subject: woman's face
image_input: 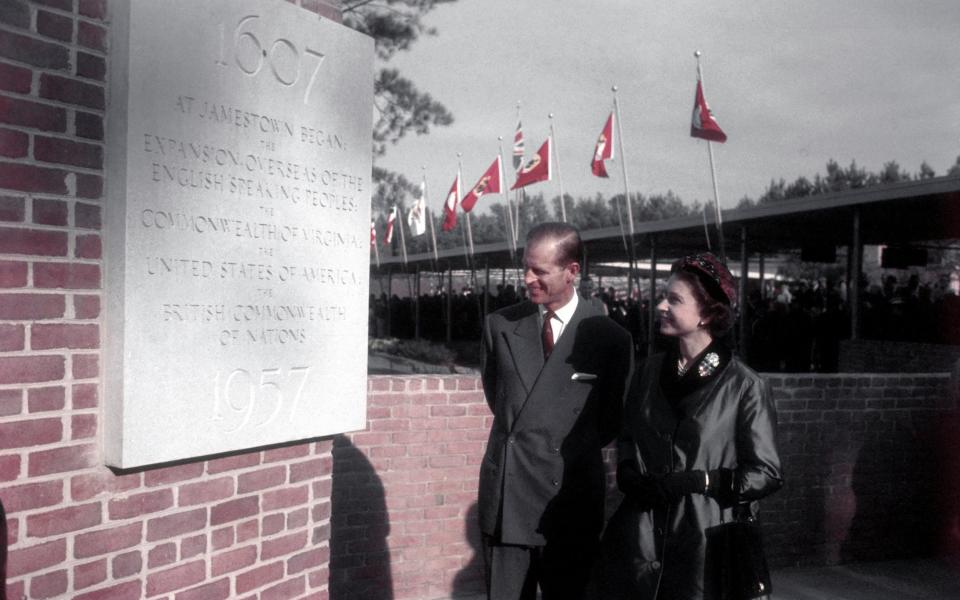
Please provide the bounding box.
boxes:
[657,275,706,338]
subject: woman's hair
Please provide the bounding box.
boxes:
[671,270,735,337]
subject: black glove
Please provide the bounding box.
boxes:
[617,461,669,508]
[705,468,737,505]
[657,470,708,503]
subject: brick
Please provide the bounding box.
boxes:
[211,496,259,526]
[109,488,174,520]
[176,579,231,600]
[1,479,63,512]
[261,577,306,600]
[0,1,30,28]
[288,547,325,574]
[27,502,102,538]
[31,570,68,597]
[0,31,70,70]
[79,0,107,20]
[236,562,284,594]
[144,462,204,487]
[0,127,27,157]
[29,443,97,475]
[0,454,21,481]
[77,20,107,52]
[148,542,177,568]
[75,201,101,228]
[0,322,23,350]
[73,382,98,408]
[290,457,327,483]
[37,9,74,42]
[178,476,234,506]
[109,551,141,578]
[207,452,261,474]
[72,353,99,378]
[74,580,142,600]
[72,413,97,439]
[0,195,24,221]
[211,526,233,550]
[28,385,65,412]
[76,172,102,198]
[0,417,62,449]
[0,259,27,286]
[181,534,206,559]
[76,110,103,139]
[212,545,257,576]
[73,295,100,319]
[75,523,142,558]
[35,0,72,10]
[287,507,308,529]
[34,262,101,288]
[74,559,107,590]
[147,560,206,596]
[76,51,105,81]
[262,513,283,536]
[0,96,67,132]
[32,198,68,225]
[146,507,206,542]
[261,530,307,560]
[7,538,66,577]
[0,354,65,383]
[0,161,69,194]
[32,323,99,349]
[262,484,309,511]
[0,62,31,93]
[0,292,65,320]
[72,232,100,260]
[40,74,105,110]
[0,226,67,256]
[35,135,103,169]
[236,517,258,542]
[238,465,286,493]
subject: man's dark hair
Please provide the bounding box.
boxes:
[526,222,583,267]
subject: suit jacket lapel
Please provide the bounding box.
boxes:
[504,309,543,398]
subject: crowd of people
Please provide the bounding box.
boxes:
[370,268,960,373]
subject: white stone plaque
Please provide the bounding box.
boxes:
[105,0,373,467]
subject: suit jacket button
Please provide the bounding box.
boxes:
[508,437,515,444]
[651,560,662,570]
[551,479,559,486]
[572,408,580,414]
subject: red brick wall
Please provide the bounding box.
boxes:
[1,1,344,599]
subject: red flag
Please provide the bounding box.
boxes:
[461,156,502,213]
[690,80,727,143]
[441,174,460,232]
[511,138,551,190]
[384,205,396,245]
[591,112,615,177]
[370,220,376,247]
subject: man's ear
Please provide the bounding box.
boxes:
[567,262,581,278]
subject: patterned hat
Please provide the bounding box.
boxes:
[672,252,737,307]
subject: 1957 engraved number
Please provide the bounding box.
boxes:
[216,15,326,104]
[212,366,311,432]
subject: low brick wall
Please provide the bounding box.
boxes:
[342,372,958,599]
[839,339,960,373]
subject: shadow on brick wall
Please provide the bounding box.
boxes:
[330,435,392,600]
[451,502,485,598]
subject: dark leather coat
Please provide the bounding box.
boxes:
[603,353,783,600]
[479,297,632,546]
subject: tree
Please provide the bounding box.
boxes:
[343,1,456,214]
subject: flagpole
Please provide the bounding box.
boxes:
[548,113,567,223]
[372,222,380,268]
[423,166,440,267]
[513,101,523,246]
[457,153,476,289]
[695,50,726,261]
[612,85,637,295]
[397,200,408,266]
[498,136,517,260]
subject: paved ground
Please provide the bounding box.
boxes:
[442,558,960,600]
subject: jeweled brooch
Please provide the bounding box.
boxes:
[698,352,720,377]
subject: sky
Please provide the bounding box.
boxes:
[376,0,960,213]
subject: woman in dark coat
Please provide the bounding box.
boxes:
[600,253,783,600]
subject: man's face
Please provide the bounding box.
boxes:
[523,239,579,311]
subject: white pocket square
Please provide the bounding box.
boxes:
[571,372,598,381]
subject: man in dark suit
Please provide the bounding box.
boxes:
[479,222,633,600]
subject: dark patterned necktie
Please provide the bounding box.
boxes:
[542,311,555,359]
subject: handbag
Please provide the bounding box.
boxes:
[703,514,772,600]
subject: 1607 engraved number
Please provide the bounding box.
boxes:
[216,15,325,104]
[212,366,311,431]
